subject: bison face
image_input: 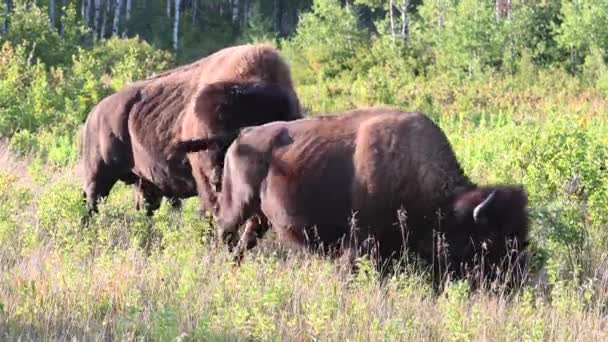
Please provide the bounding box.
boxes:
[444,185,529,284]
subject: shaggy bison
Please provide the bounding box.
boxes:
[78,43,301,217]
[175,107,529,286]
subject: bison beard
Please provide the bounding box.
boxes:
[180,107,530,290]
[78,43,301,219]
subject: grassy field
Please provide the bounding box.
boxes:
[1,73,608,340]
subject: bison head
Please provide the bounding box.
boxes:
[441,185,529,287]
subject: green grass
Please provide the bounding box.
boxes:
[1,88,607,340]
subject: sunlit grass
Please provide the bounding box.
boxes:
[1,94,607,340]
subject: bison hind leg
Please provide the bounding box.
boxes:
[83,172,120,219]
[231,215,270,264]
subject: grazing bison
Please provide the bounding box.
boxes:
[175,107,529,286]
[78,43,301,218]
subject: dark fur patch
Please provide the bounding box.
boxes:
[194,80,297,132]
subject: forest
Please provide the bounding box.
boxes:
[1,0,608,340]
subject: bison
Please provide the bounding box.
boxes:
[78,43,302,218]
[175,107,529,287]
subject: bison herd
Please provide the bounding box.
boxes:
[78,43,530,289]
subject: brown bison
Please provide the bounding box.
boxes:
[78,43,301,217]
[175,107,529,286]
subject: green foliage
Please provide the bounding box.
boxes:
[555,0,608,67]
[1,0,608,339]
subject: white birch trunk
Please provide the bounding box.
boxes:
[192,0,197,25]
[86,0,93,28]
[122,0,131,37]
[112,0,122,36]
[101,0,109,38]
[400,0,408,40]
[59,0,66,36]
[232,0,238,23]
[93,0,102,41]
[389,0,395,43]
[173,0,181,51]
[49,0,55,29]
[2,0,8,35]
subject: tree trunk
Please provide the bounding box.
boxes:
[112,0,121,36]
[231,0,238,23]
[101,0,109,38]
[122,0,131,37]
[495,0,512,20]
[192,0,197,25]
[273,0,282,35]
[400,0,408,40]
[2,0,9,36]
[166,0,170,18]
[93,0,102,41]
[85,0,93,28]
[240,0,249,29]
[389,0,395,43]
[59,0,66,37]
[173,0,181,51]
[49,0,55,29]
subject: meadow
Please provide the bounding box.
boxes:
[2,0,608,340]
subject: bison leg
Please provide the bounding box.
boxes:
[134,179,163,217]
[167,196,183,211]
[232,215,270,264]
[83,172,119,218]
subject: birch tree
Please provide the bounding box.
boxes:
[192,0,197,25]
[85,0,93,28]
[59,0,66,36]
[93,0,102,41]
[232,0,239,23]
[112,0,122,36]
[2,0,9,35]
[173,0,181,51]
[122,0,131,37]
[49,0,55,29]
[389,0,395,42]
[101,0,109,38]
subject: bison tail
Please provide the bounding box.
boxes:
[171,135,233,156]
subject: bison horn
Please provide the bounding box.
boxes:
[473,190,496,222]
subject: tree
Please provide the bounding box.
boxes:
[173,0,181,50]
[112,0,122,36]
[122,0,131,37]
[49,0,55,29]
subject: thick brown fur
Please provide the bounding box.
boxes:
[78,43,302,217]
[192,107,529,288]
